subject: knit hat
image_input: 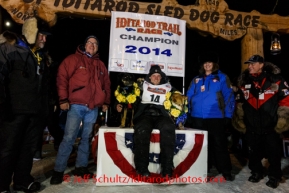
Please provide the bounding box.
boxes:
[198,52,219,64]
[84,35,99,46]
[148,65,166,77]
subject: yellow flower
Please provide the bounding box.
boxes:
[114,82,140,104]
[170,108,181,118]
[114,89,119,97]
[126,94,137,104]
[184,106,188,113]
[165,92,171,100]
[163,100,171,110]
[116,94,125,103]
[134,88,140,96]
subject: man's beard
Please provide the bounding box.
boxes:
[36,42,45,49]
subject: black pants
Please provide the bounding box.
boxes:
[190,118,232,174]
[35,105,64,155]
[0,114,43,191]
[133,115,175,170]
[246,131,282,179]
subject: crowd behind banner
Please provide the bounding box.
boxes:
[1,16,289,193]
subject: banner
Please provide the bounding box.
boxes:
[96,127,208,186]
[108,11,186,77]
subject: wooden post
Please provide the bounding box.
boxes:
[241,28,264,72]
[0,8,3,34]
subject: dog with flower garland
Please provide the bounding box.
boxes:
[114,73,141,128]
[164,91,188,130]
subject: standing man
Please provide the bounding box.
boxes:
[132,65,177,178]
[0,17,51,192]
[50,35,111,184]
[233,55,289,188]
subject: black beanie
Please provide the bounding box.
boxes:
[148,65,166,78]
[85,35,99,46]
[198,52,219,64]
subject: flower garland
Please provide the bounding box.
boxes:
[114,82,141,104]
[163,91,188,118]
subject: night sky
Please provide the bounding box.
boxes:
[1,0,289,92]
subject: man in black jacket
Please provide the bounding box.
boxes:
[0,17,51,192]
[132,65,176,178]
[233,55,289,189]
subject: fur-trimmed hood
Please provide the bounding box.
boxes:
[237,62,281,87]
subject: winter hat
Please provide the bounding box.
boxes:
[84,35,99,46]
[198,52,219,64]
[22,17,51,44]
[244,55,264,64]
[22,17,38,44]
[37,17,51,35]
[148,65,166,78]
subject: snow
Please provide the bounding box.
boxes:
[29,149,289,193]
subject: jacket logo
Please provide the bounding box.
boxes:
[283,89,289,96]
[243,90,250,100]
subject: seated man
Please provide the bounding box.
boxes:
[116,65,178,177]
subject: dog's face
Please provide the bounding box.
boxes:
[171,93,187,111]
[118,73,134,87]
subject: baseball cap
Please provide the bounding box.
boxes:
[244,55,264,64]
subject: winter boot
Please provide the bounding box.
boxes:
[72,167,94,179]
[50,170,64,185]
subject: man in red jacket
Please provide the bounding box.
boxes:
[50,35,111,185]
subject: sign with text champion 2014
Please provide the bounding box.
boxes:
[108,11,186,77]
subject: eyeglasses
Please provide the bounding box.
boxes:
[86,41,98,46]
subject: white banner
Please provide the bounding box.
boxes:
[108,11,186,77]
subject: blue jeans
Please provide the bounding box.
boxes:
[54,104,98,172]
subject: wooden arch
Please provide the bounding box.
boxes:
[1,0,289,71]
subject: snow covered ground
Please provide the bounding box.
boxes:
[30,152,289,193]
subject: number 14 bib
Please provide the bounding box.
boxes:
[141,81,172,105]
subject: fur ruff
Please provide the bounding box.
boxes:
[237,62,281,87]
[232,103,246,133]
[22,17,38,44]
[275,106,289,133]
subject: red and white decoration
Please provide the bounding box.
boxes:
[95,127,208,186]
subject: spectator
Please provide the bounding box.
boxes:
[232,55,289,188]
[0,17,52,192]
[186,52,235,181]
[50,35,111,185]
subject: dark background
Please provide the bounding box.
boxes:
[1,0,289,92]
